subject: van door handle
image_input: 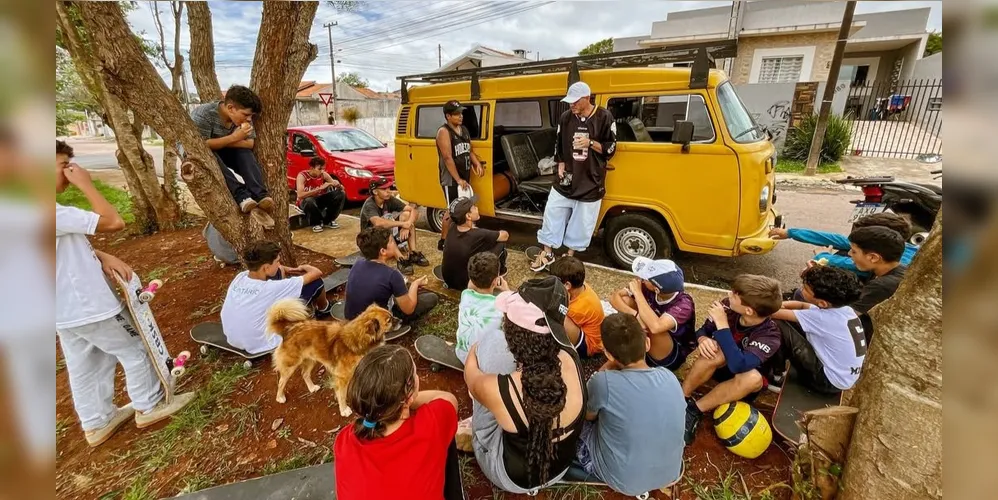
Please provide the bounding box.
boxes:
[605,162,616,171]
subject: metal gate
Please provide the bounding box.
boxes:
[842,79,942,159]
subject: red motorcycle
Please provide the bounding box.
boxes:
[835,169,942,244]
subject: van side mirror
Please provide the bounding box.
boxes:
[672,121,694,152]
[299,149,316,157]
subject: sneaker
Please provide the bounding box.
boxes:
[85,404,135,447]
[530,252,554,273]
[312,225,324,233]
[437,239,445,251]
[250,208,275,229]
[455,417,473,452]
[410,252,430,267]
[135,392,197,429]
[684,397,703,446]
[767,372,786,394]
[397,259,414,276]
[239,198,258,214]
[324,221,340,229]
[257,197,276,213]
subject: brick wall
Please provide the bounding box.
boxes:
[729,32,837,84]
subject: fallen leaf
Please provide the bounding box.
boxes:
[271,418,284,431]
[325,425,342,434]
[266,439,277,450]
[216,424,229,433]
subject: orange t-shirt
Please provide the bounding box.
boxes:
[568,284,606,354]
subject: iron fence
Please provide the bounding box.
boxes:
[841,78,942,159]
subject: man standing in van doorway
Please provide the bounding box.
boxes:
[436,100,484,251]
[531,81,617,272]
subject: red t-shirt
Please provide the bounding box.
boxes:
[334,399,458,500]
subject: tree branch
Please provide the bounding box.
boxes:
[186,1,221,101]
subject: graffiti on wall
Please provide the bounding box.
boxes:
[751,99,791,144]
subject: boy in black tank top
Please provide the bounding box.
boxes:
[436,100,483,250]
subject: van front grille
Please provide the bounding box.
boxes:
[396,106,410,135]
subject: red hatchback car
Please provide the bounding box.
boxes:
[285,125,395,202]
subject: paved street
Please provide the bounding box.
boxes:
[68,137,167,177]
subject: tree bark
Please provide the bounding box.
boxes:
[57,2,181,232]
[839,210,943,500]
[802,406,858,499]
[150,1,185,208]
[248,1,320,263]
[186,1,221,101]
[70,0,269,253]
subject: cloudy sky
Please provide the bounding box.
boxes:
[126,0,942,94]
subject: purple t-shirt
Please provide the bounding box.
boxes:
[641,289,697,358]
[696,298,781,376]
[344,259,407,320]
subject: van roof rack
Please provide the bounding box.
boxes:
[398,40,737,104]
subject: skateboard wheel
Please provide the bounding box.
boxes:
[243,360,253,370]
[178,350,191,360]
[171,366,185,377]
[431,363,441,373]
[200,345,209,355]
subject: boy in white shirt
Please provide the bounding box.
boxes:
[220,240,330,354]
[55,141,194,447]
[771,265,867,393]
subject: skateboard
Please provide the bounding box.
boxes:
[772,369,843,444]
[190,322,272,370]
[328,301,412,341]
[414,335,464,372]
[432,265,448,287]
[116,273,191,403]
[289,203,309,230]
[525,245,543,261]
[334,251,364,268]
[322,268,351,293]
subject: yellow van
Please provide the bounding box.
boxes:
[394,42,783,268]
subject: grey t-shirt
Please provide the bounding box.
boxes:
[585,367,685,495]
[796,306,867,390]
[189,101,256,140]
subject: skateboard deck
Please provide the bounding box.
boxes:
[525,245,542,261]
[322,268,351,293]
[328,301,412,341]
[432,265,447,286]
[414,335,464,372]
[772,369,843,444]
[191,322,273,360]
[116,273,176,403]
[334,251,363,268]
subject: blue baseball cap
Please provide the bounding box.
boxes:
[632,257,685,293]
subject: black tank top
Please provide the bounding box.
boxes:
[498,346,586,489]
[437,124,472,186]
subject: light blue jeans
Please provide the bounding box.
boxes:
[57,313,164,431]
[537,189,602,252]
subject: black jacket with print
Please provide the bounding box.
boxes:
[552,106,617,202]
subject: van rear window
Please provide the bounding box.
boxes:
[495,101,542,128]
[416,105,487,139]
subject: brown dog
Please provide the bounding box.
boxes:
[266,299,394,416]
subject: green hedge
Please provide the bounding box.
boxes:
[782,113,852,164]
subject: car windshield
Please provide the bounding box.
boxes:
[312,129,384,152]
[716,81,766,143]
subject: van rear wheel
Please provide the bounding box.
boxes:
[604,213,673,269]
[426,208,445,233]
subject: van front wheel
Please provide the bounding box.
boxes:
[604,213,673,269]
[426,208,445,233]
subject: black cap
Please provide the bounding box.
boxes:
[443,100,464,115]
[448,196,478,225]
[517,276,572,349]
[369,176,394,192]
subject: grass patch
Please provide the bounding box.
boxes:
[56,417,72,440]
[547,483,604,500]
[56,180,135,224]
[261,446,331,476]
[177,472,219,495]
[228,397,262,439]
[686,454,789,500]
[189,298,224,320]
[774,159,842,174]
[458,455,477,490]
[145,265,172,281]
[57,358,66,373]
[414,299,460,341]
[121,475,155,500]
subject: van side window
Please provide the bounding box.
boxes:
[495,101,542,128]
[291,133,313,153]
[416,105,487,139]
[607,95,715,143]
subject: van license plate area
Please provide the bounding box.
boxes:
[848,203,887,223]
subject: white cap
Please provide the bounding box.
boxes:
[632,257,685,293]
[561,81,591,103]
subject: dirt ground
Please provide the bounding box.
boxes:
[56,223,792,500]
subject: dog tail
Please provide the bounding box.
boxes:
[266,298,312,339]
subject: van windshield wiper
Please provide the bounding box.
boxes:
[733,124,763,141]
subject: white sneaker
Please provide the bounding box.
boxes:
[312,225,324,233]
[135,392,197,429]
[530,252,554,272]
[85,404,135,447]
[324,221,339,229]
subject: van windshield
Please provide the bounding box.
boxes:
[313,129,384,152]
[717,82,766,143]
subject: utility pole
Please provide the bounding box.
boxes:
[805,0,856,175]
[438,44,442,68]
[324,21,339,123]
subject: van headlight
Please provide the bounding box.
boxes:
[759,186,770,213]
[345,167,373,178]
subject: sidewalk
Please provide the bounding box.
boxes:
[776,155,941,190]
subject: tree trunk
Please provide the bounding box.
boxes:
[56,2,181,233]
[186,1,221,101]
[802,406,858,499]
[248,1,319,264]
[839,210,943,500]
[70,0,269,253]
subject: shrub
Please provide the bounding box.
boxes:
[782,113,852,164]
[341,107,362,125]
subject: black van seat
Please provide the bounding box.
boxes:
[526,128,557,159]
[500,133,555,196]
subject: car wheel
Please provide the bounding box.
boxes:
[604,213,673,269]
[426,207,445,233]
